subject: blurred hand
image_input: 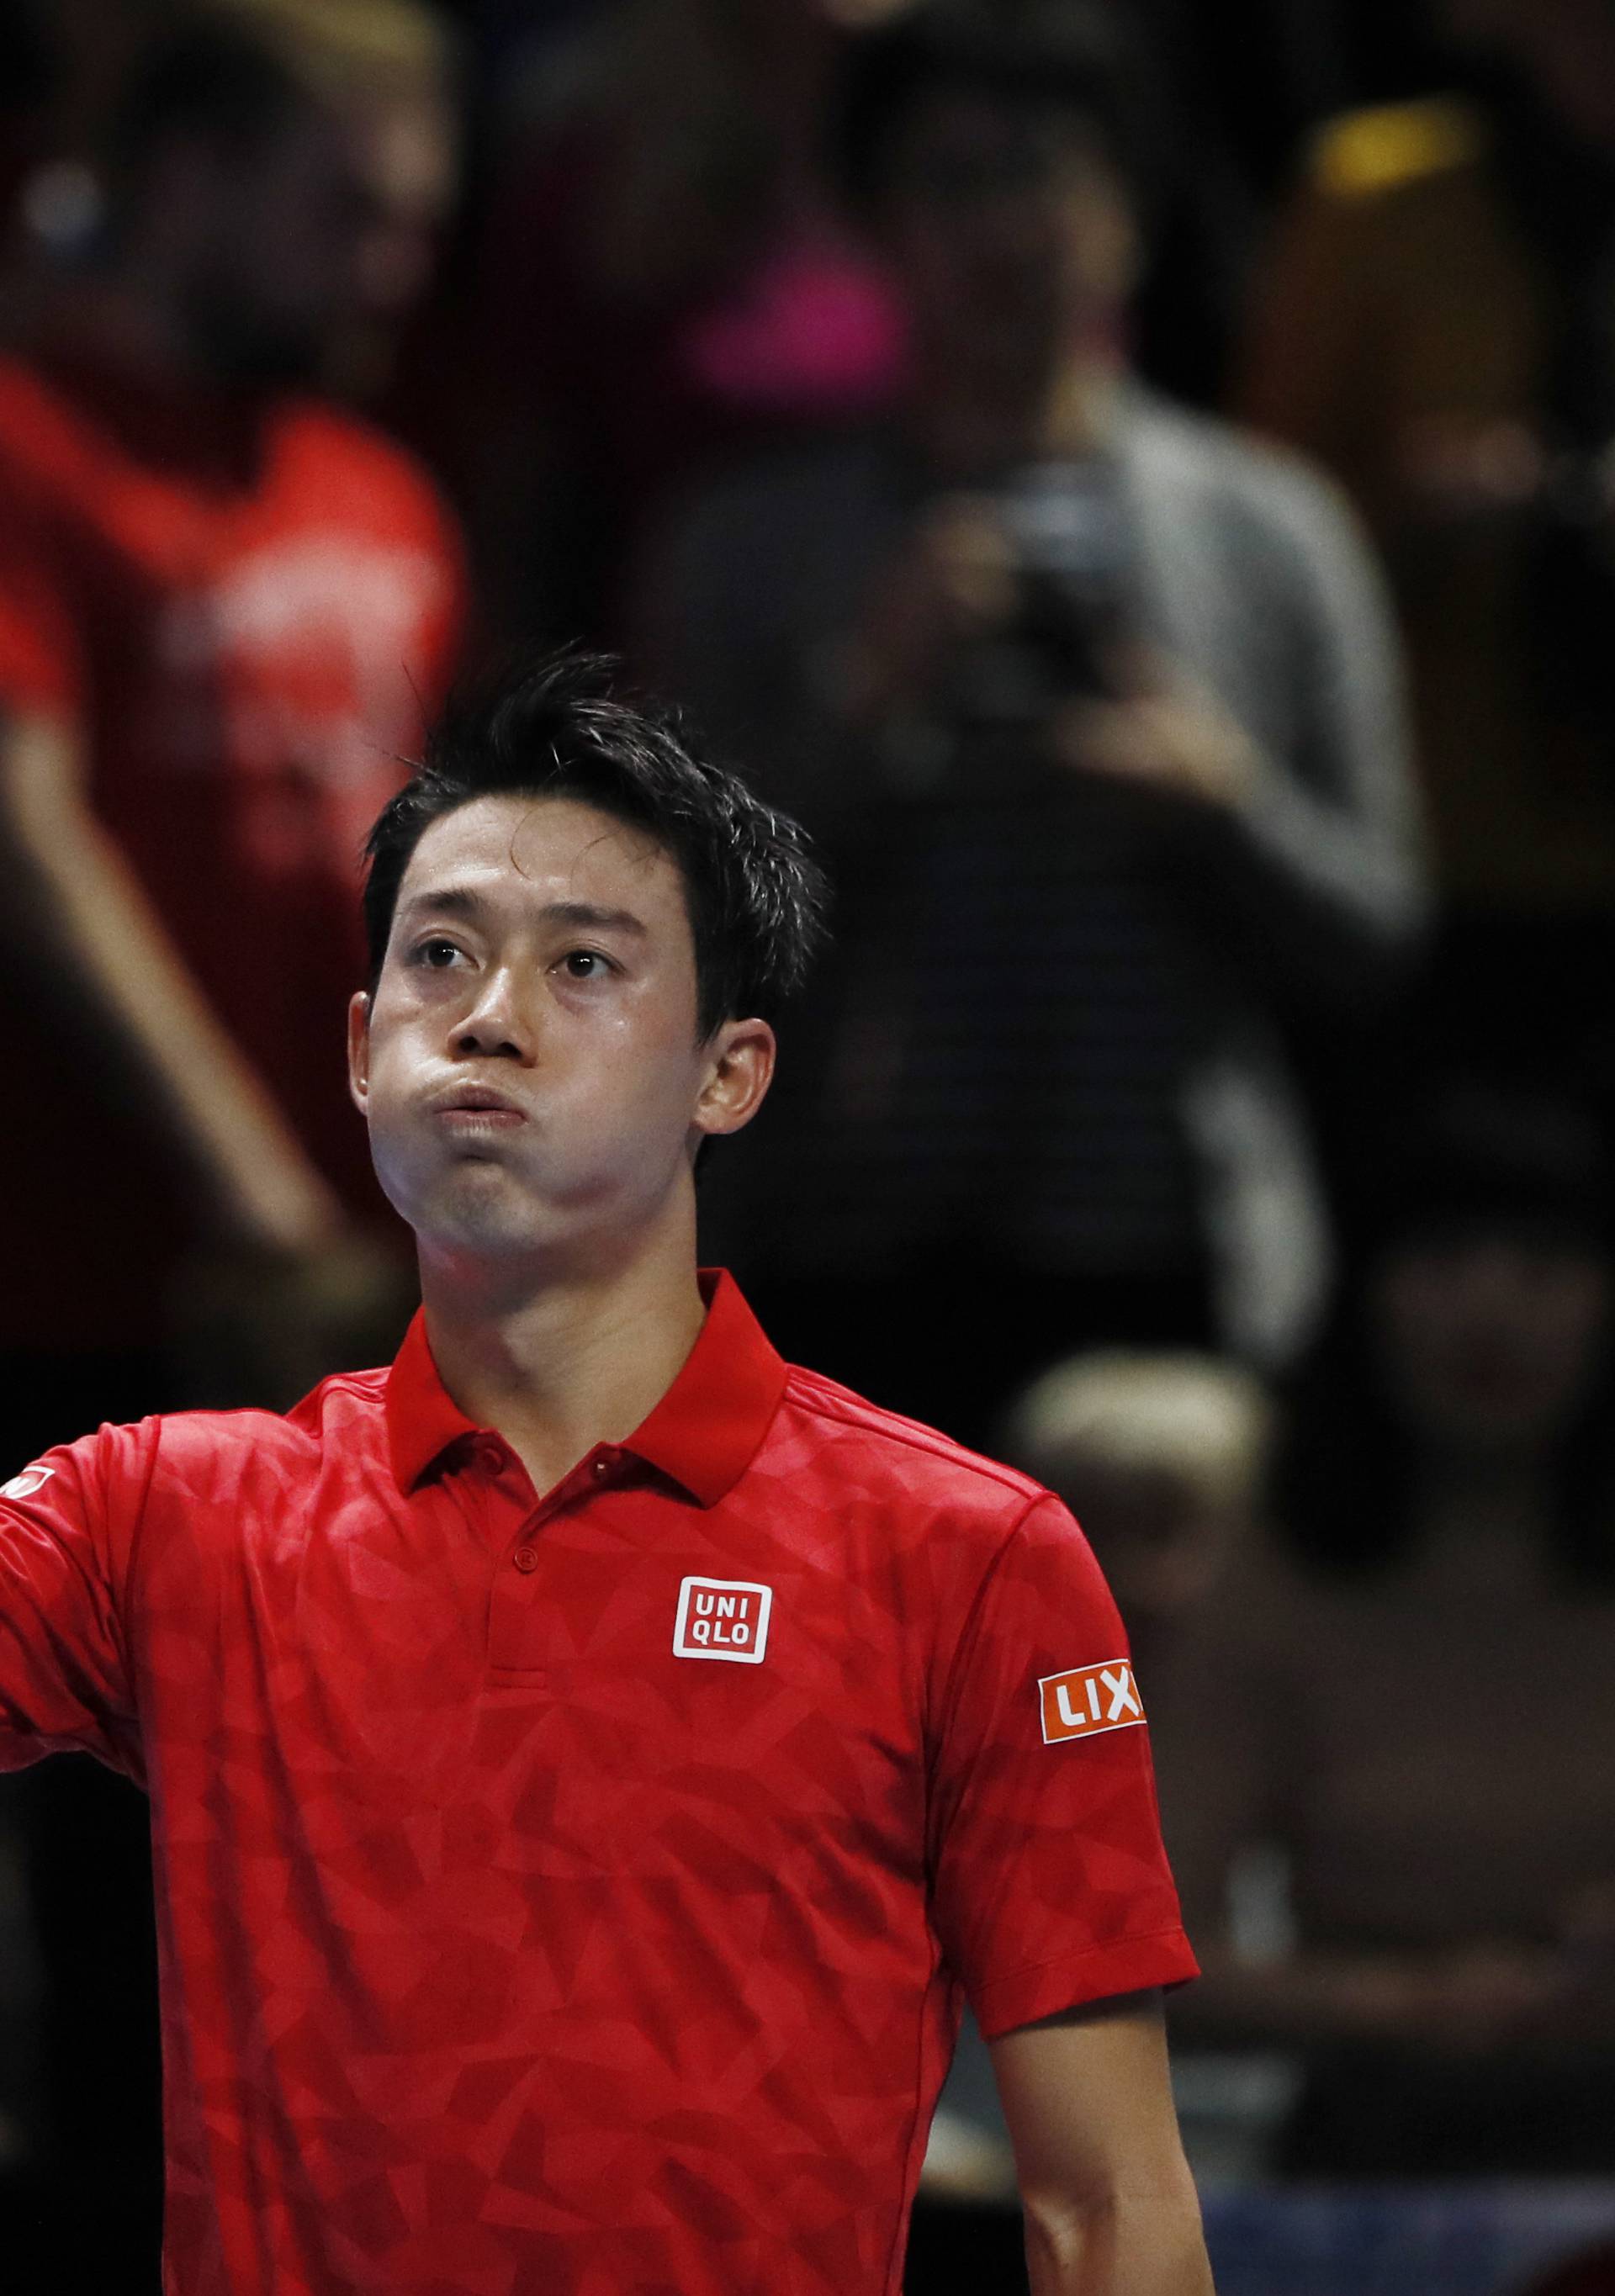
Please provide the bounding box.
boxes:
[166,1230,419,1413]
[1051,649,1261,812]
[839,495,1019,722]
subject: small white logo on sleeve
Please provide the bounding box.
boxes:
[1,1465,55,1503]
[673,1576,773,1664]
[1039,1660,1145,1743]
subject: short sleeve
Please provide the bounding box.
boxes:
[0,1420,153,1779]
[929,1494,1199,2039]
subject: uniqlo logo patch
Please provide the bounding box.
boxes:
[673,1576,772,1664]
[1040,1660,1145,1743]
[1,1466,54,1503]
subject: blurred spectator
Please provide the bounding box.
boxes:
[1003,1350,1271,1673]
[453,0,912,646]
[639,0,1425,1442]
[1239,0,1615,1080]
[0,3,464,1414]
[0,6,463,2272]
[1152,1088,1615,2175]
[214,0,463,405]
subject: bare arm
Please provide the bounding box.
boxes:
[0,709,342,1254]
[989,1992,1213,2296]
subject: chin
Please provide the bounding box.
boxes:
[426,1174,551,1256]
[372,1147,523,1251]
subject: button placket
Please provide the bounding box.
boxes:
[490,1515,551,1680]
[486,1455,623,1678]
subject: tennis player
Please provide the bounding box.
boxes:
[0,653,1211,2295]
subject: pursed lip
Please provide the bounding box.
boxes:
[426,1082,528,1120]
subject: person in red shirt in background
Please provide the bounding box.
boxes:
[0,3,463,2267]
[0,3,463,1411]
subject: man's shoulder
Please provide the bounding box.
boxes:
[272,397,456,532]
[145,1364,393,1489]
[770,1361,1048,1523]
[0,357,448,541]
[1123,388,1374,573]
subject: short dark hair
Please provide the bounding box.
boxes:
[834,0,1158,216]
[101,16,312,209]
[362,651,829,1039]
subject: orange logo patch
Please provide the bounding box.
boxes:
[1040,1661,1145,1744]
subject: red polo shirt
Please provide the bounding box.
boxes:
[0,1273,1195,2296]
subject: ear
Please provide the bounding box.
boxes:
[692,1017,776,1142]
[347,991,372,1115]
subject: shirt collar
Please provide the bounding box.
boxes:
[384,1269,787,1507]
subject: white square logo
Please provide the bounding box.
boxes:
[673,1576,773,1664]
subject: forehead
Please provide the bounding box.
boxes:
[395,793,687,922]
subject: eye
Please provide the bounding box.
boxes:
[410,937,467,970]
[559,950,614,981]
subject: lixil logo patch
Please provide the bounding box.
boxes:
[1,1466,54,1503]
[1040,1660,1144,1744]
[673,1576,772,1664]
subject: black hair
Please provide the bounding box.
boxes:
[362,650,829,1040]
[1273,1087,1615,1593]
[833,0,1161,218]
[100,15,311,211]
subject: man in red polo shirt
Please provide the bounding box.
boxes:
[0,653,1210,2295]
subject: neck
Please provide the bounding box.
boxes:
[909,333,1125,478]
[417,1211,708,1497]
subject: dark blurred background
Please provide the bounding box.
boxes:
[2,2,1614,2290]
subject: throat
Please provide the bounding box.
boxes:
[421,1260,709,1492]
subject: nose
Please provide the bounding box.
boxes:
[450,963,534,1062]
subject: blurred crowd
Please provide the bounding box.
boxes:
[1,0,1614,2287]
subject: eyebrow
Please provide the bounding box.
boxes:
[398,886,649,937]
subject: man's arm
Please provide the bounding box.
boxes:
[990,1991,1213,2296]
[0,709,343,1254]
[0,1422,151,1778]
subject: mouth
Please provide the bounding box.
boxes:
[428,1084,527,1124]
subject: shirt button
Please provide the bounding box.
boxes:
[591,1457,611,1479]
[512,1545,539,1573]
